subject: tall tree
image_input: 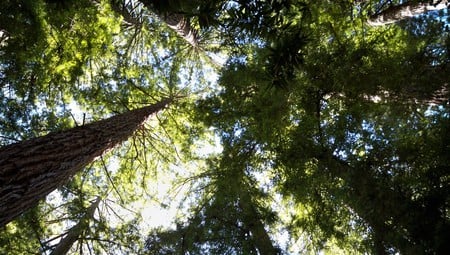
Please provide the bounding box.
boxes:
[50,197,101,255]
[1,0,449,254]
[113,0,204,48]
[145,138,281,255]
[193,1,449,252]
[0,98,171,227]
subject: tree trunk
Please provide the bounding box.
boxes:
[368,0,449,26]
[135,0,200,48]
[50,197,101,255]
[111,1,225,67]
[109,0,144,28]
[0,98,171,227]
[238,188,280,255]
[160,12,199,48]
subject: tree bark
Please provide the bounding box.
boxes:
[135,0,200,48]
[0,98,171,227]
[160,12,199,48]
[50,197,101,255]
[368,1,449,26]
[109,0,144,28]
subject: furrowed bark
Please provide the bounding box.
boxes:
[50,197,101,255]
[0,98,171,227]
[368,1,449,26]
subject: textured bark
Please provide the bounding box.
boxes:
[50,197,101,255]
[368,1,449,26]
[0,98,171,227]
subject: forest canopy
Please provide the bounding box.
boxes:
[0,0,449,254]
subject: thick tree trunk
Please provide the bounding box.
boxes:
[0,98,171,227]
[368,1,449,26]
[50,197,101,255]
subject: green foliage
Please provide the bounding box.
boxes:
[145,138,280,254]
[0,207,45,254]
[0,0,119,142]
[1,0,449,254]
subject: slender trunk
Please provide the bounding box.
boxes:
[136,0,200,48]
[109,0,143,27]
[159,12,199,48]
[50,197,101,255]
[111,1,224,67]
[368,1,449,26]
[0,29,8,46]
[360,84,449,105]
[219,139,279,254]
[0,98,171,227]
[238,188,279,255]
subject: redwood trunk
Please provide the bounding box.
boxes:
[368,1,449,26]
[136,0,200,48]
[0,98,171,227]
[110,0,143,27]
[162,12,199,48]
